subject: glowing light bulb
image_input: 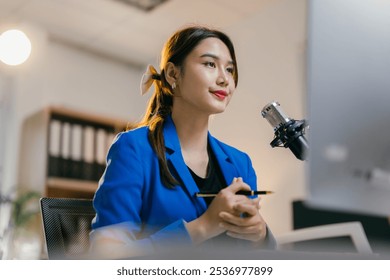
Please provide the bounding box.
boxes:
[0,29,32,66]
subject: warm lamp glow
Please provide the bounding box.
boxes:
[0,29,32,66]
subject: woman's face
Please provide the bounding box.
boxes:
[173,37,236,116]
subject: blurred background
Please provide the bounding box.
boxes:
[0,0,388,259]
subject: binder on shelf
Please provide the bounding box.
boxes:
[61,122,71,178]
[48,119,62,178]
[70,124,83,179]
[82,125,95,181]
[95,128,107,180]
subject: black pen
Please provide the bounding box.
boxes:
[195,190,274,198]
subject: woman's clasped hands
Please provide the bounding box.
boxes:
[186,177,267,246]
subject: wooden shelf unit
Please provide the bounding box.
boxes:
[18,106,131,199]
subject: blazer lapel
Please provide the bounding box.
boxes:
[208,133,239,187]
[163,117,207,212]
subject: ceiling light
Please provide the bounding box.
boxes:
[0,29,32,66]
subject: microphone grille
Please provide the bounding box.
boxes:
[261,101,290,129]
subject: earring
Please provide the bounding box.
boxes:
[172,82,176,90]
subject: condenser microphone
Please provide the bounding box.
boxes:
[261,101,309,161]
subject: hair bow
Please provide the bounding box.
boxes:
[140,64,160,95]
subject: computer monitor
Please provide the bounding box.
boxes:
[306,0,390,216]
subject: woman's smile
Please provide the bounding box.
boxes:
[211,90,228,100]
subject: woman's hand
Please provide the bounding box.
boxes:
[219,195,267,244]
[185,177,264,244]
[218,177,267,244]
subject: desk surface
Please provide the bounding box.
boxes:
[121,247,386,260]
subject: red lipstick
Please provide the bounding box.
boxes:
[212,90,228,100]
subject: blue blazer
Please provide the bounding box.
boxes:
[91,116,268,251]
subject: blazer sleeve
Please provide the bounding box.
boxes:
[90,132,192,257]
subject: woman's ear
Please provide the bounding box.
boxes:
[164,62,180,88]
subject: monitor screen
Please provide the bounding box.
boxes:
[307,0,390,216]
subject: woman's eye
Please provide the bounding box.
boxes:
[226,67,234,74]
[204,61,216,68]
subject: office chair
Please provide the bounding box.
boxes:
[40,197,95,259]
[276,221,373,255]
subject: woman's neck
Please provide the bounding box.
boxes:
[171,108,211,177]
[171,110,209,153]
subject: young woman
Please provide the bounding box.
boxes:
[90,25,275,258]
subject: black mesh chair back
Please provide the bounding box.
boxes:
[40,197,95,259]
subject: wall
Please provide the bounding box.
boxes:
[43,41,147,121]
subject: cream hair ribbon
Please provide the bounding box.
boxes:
[140,64,160,95]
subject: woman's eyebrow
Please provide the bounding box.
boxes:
[200,53,233,65]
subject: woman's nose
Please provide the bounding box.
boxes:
[217,69,229,87]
